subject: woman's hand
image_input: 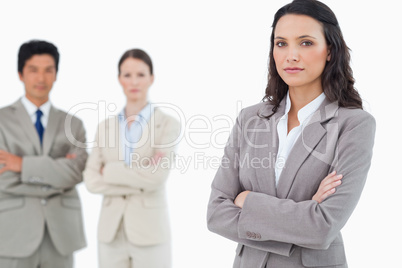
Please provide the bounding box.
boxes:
[100,164,105,175]
[234,190,251,208]
[235,172,341,207]
[151,151,165,165]
[312,171,342,203]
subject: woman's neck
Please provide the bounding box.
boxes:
[125,99,148,118]
[288,86,323,113]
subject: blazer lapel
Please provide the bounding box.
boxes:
[43,106,62,156]
[253,100,286,197]
[12,100,42,154]
[276,98,339,199]
[112,115,125,162]
[134,108,160,156]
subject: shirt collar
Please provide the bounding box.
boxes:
[283,91,326,125]
[21,95,51,118]
[119,103,153,123]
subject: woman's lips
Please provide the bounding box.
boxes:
[284,67,304,74]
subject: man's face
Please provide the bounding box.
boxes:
[18,54,57,106]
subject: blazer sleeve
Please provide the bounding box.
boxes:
[0,126,62,197]
[20,119,88,189]
[102,116,180,192]
[207,110,295,257]
[236,111,376,250]
[84,123,143,196]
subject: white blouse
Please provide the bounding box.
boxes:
[275,91,326,185]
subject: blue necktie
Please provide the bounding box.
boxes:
[35,109,44,145]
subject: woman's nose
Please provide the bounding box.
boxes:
[130,77,139,85]
[286,46,300,62]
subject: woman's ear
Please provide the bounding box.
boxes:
[327,46,332,61]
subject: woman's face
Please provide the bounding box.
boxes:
[118,57,154,103]
[273,14,330,92]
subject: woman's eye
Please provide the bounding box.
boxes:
[276,42,286,47]
[301,41,313,46]
[124,74,131,78]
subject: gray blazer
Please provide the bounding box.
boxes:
[0,99,87,257]
[207,97,376,268]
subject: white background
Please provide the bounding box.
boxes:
[0,0,400,267]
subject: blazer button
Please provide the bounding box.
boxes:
[246,231,253,238]
[41,199,47,205]
[122,195,126,199]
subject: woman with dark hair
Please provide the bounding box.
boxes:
[207,0,375,267]
[84,49,180,268]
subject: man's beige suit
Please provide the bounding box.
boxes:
[0,99,87,257]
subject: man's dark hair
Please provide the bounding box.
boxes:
[18,40,60,73]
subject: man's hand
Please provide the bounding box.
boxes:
[0,150,23,175]
[66,153,76,159]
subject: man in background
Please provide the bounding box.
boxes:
[0,40,87,267]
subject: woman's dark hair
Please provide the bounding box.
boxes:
[18,40,59,73]
[118,48,153,75]
[263,0,362,117]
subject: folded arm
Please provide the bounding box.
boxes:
[208,110,375,253]
[236,115,375,250]
[19,120,88,189]
[102,117,180,192]
[207,111,295,257]
[0,132,61,197]
[84,134,143,196]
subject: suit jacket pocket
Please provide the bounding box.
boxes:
[301,243,346,267]
[0,198,24,212]
[61,197,82,209]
